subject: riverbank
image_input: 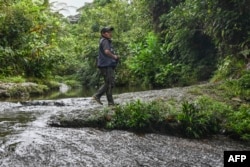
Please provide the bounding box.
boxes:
[1,82,249,167]
[46,82,250,143]
[0,81,50,99]
[0,81,72,101]
[1,80,250,142]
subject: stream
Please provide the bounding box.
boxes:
[0,85,249,167]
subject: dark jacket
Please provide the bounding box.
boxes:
[97,37,117,68]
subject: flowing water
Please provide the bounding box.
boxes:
[0,86,249,167]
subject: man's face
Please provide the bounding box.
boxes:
[102,31,112,39]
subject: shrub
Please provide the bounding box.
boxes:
[177,97,230,138]
[106,100,167,132]
[220,72,250,100]
[104,95,250,141]
[226,104,250,141]
[238,72,250,100]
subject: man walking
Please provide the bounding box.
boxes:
[92,27,119,106]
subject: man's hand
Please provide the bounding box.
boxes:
[104,49,119,60]
[114,55,119,60]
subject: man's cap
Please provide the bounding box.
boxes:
[101,27,114,33]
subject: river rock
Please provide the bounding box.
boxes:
[47,108,108,128]
[0,82,48,99]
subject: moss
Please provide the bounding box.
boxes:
[7,83,49,98]
[7,85,29,97]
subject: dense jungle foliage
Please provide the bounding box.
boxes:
[0,0,250,140]
[0,0,249,87]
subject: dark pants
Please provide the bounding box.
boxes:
[94,67,115,104]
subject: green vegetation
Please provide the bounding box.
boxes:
[102,70,250,141]
[106,100,167,131]
[7,83,48,98]
[103,94,248,141]
[226,104,250,141]
[0,0,249,87]
[48,79,250,141]
[0,0,249,141]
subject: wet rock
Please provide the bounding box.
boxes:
[0,102,22,112]
[47,108,107,128]
[0,89,9,98]
[1,83,250,167]
[45,86,198,132]
[0,82,49,99]
[21,100,71,106]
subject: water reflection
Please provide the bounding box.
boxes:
[0,112,36,137]
[0,84,150,102]
[32,85,150,101]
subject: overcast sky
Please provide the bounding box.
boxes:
[50,0,94,16]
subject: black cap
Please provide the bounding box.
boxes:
[101,27,114,33]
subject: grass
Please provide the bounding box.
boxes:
[0,75,26,83]
[102,73,250,141]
